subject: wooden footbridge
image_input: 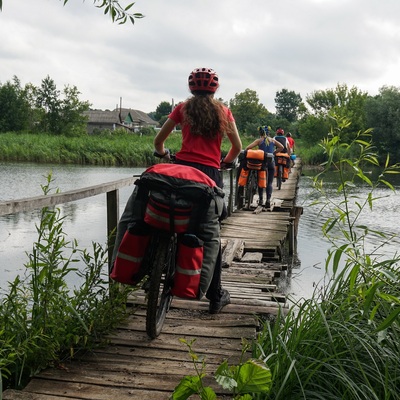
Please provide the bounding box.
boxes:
[3,163,302,400]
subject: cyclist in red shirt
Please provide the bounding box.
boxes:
[154,68,242,313]
[154,68,241,188]
[286,132,295,153]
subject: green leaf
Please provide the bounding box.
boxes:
[236,359,272,394]
[215,360,237,391]
[171,376,202,400]
[375,307,400,332]
[200,386,217,400]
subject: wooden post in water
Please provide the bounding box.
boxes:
[288,206,303,255]
[106,190,119,273]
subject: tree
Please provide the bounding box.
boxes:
[0,0,144,25]
[303,83,368,144]
[229,89,270,135]
[275,89,303,123]
[36,76,61,134]
[0,76,32,132]
[35,75,90,135]
[152,101,172,122]
[60,85,91,136]
[365,85,400,162]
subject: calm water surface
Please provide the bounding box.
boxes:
[1,162,399,299]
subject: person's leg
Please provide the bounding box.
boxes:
[258,186,264,205]
[266,163,275,208]
[205,246,230,313]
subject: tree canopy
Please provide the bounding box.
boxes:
[0,75,90,136]
[229,89,269,135]
[275,89,303,123]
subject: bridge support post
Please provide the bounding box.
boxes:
[107,189,119,274]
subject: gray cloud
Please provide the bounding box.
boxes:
[1,0,400,113]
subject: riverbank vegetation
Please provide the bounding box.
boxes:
[171,116,400,399]
[0,131,253,166]
[2,76,400,166]
[0,175,136,391]
[254,116,400,399]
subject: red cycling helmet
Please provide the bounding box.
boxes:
[276,128,285,135]
[188,67,219,93]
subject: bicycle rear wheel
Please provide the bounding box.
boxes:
[245,171,257,209]
[145,234,175,339]
[237,185,244,209]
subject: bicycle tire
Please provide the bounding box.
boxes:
[237,185,244,209]
[277,165,283,190]
[146,234,175,339]
[246,170,257,209]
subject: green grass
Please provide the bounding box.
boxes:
[0,131,255,166]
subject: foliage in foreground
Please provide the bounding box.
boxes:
[0,1,144,25]
[171,339,272,400]
[255,116,400,399]
[0,175,135,391]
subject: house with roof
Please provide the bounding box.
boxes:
[84,107,158,134]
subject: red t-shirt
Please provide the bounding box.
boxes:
[287,136,295,150]
[169,102,235,169]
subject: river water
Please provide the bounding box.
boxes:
[1,162,399,300]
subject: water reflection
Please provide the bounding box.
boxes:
[283,167,400,301]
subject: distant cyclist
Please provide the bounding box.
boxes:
[245,126,283,209]
[274,128,291,155]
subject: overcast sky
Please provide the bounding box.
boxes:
[1,0,400,114]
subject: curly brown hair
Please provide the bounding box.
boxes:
[182,93,229,139]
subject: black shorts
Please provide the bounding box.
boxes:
[175,159,223,188]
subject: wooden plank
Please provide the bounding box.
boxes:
[221,239,245,268]
[241,252,263,262]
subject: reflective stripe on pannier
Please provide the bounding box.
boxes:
[144,191,193,233]
[110,222,151,285]
[171,234,204,299]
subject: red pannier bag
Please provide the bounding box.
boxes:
[110,222,150,285]
[144,191,193,233]
[171,234,204,299]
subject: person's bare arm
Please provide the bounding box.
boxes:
[245,138,261,151]
[223,121,242,163]
[153,118,176,155]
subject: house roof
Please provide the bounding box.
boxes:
[84,108,157,126]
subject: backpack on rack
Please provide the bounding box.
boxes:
[111,163,225,299]
[274,152,291,179]
[238,149,269,187]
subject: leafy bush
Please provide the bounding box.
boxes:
[0,175,135,390]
